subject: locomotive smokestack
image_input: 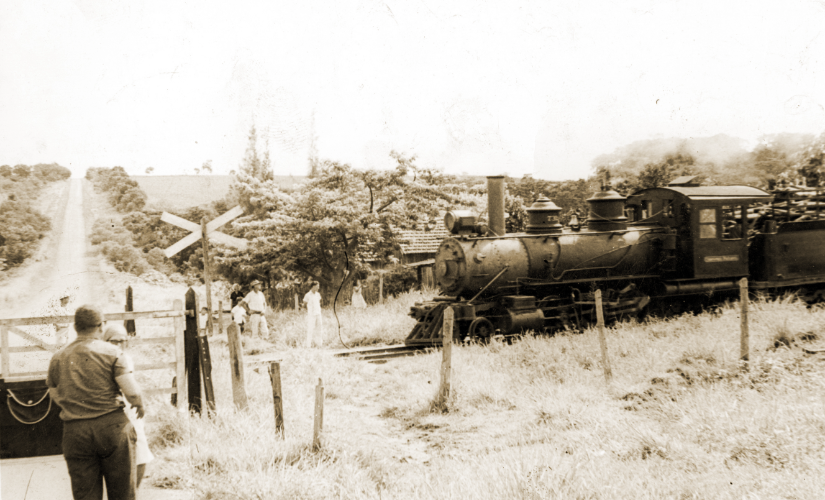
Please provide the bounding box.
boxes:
[487,175,505,236]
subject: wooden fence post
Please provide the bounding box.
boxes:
[294,294,299,311]
[218,300,224,335]
[173,298,187,411]
[184,288,202,414]
[436,307,453,407]
[198,333,216,413]
[313,378,324,451]
[595,290,613,384]
[125,285,136,337]
[227,323,249,410]
[739,278,749,372]
[1,326,9,379]
[379,274,384,304]
[268,361,285,438]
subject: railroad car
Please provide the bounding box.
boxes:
[406,175,825,345]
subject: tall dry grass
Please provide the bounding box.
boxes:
[136,293,825,499]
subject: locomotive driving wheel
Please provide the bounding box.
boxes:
[468,317,495,340]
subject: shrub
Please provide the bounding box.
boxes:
[99,241,148,275]
[0,199,51,269]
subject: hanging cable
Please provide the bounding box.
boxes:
[333,248,352,349]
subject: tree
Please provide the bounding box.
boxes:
[145,167,154,175]
[201,160,213,174]
[307,110,321,178]
[219,152,466,303]
[239,125,273,181]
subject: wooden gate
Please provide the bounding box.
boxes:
[0,300,187,411]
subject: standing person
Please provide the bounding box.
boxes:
[103,325,154,489]
[241,279,270,339]
[231,300,247,335]
[46,305,144,500]
[199,306,210,336]
[230,283,244,308]
[303,281,323,348]
[352,280,367,309]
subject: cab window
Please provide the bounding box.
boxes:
[699,208,717,239]
[721,206,742,239]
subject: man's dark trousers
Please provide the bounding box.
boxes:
[62,410,137,500]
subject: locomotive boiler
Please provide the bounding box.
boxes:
[406,175,825,345]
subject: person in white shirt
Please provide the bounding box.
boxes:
[241,280,270,339]
[302,281,323,348]
[231,302,247,335]
[102,324,154,489]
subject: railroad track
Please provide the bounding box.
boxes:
[332,344,435,363]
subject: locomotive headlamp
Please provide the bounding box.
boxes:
[444,210,478,235]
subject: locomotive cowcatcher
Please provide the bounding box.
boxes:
[406,175,825,345]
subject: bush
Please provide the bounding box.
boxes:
[0,199,51,269]
[99,241,149,275]
[90,219,134,246]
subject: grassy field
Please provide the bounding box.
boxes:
[126,291,825,500]
[132,175,307,211]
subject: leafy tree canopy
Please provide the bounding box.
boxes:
[218,152,469,303]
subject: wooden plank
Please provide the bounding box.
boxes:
[0,309,184,326]
[125,286,136,337]
[161,211,199,231]
[313,378,324,450]
[595,289,613,384]
[7,326,58,352]
[145,387,177,395]
[436,307,453,406]
[6,345,52,353]
[208,231,248,250]
[198,334,216,413]
[206,205,243,233]
[0,316,74,327]
[269,361,284,438]
[3,370,47,379]
[135,362,177,371]
[740,278,749,372]
[162,211,247,249]
[173,299,187,411]
[202,218,214,339]
[1,326,9,379]
[185,288,202,414]
[164,231,201,258]
[127,337,175,345]
[227,323,249,410]
[104,310,186,321]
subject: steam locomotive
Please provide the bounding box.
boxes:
[406,175,825,345]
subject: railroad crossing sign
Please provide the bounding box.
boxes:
[162,206,248,340]
[162,206,248,258]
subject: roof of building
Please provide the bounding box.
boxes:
[396,219,450,255]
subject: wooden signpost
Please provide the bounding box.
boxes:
[595,290,613,384]
[163,207,248,414]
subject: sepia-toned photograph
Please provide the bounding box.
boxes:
[2,1,825,498]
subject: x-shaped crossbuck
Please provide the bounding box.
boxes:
[162,206,248,258]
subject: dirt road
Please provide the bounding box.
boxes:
[1,179,192,500]
[0,178,107,372]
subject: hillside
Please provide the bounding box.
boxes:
[133,175,307,211]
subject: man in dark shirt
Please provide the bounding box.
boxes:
[47,305,145,500]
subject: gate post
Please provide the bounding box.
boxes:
[173,298,187,411]
[125,286,136,337]
[184,288,202,414]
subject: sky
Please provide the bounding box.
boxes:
[2,0,825,180]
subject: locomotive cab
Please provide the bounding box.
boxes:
[627,177,772,285]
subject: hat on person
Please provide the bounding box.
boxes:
[250,279,262,287]
[103,324,128,343]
